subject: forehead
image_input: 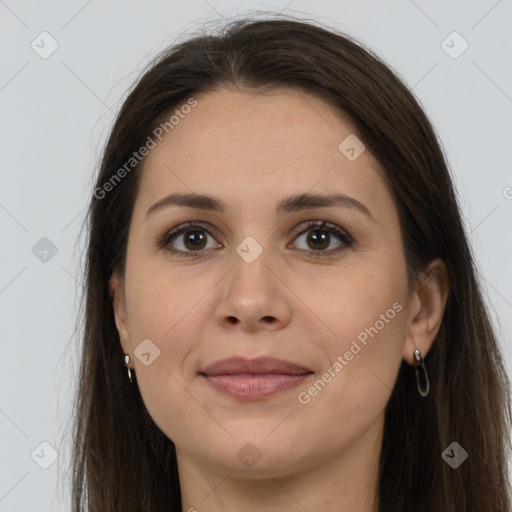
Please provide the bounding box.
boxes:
[136,88,391,217]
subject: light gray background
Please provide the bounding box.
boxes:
[1,1,511,510]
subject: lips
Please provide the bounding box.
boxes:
[200,356,314,400]
[200,356,313,376]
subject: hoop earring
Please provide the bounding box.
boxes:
[414,349,430,397]
[124,353,133,384]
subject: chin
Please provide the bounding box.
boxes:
[199,429,312,477]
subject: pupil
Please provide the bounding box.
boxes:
[308,230,329,250]
[185,231,206,250]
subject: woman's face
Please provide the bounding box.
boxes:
[111,88,419,477]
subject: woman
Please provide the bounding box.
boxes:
[70,15,512,512]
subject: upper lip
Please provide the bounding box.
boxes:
[200,356,313,376]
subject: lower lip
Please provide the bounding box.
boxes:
[202,373,312,400]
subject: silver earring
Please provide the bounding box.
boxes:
[414,349,430,397]
[124,353,133,384]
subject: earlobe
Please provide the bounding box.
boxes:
[109,270,131,353]
[402,258,450,366]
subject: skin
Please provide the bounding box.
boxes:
[110,88,449,512]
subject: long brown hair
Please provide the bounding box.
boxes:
[69,14,512,511]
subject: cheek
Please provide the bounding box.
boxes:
[293,259,407,416]
[293,252,406,353]
[123,261,228,435]
[123,274,206,443]
[125,261,210,345]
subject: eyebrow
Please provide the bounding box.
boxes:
[145,192,376,222]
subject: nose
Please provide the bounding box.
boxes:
[214,248,293,332]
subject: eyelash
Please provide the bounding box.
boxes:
[155,220,354,259]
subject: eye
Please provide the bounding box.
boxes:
[156,221,221,257]
[290,220,354,257]
[156,220,354,258]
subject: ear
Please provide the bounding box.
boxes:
[402,258,450,366]
[109,270,133,361]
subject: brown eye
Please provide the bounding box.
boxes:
[305,229,330,251]
[157,220,353,259]
[292,221,353,256]
[156,222,221,257]
[181,230,208,251]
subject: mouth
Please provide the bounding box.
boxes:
[199,356,314,400]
